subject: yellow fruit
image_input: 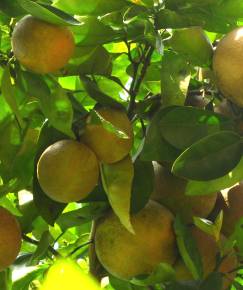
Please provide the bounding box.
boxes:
[151,162,217,223]
[221,184,243,237]
[0,207,22,271]
[175,227,237,290]
[95,200,177,280]
[213,27,243,107]
[41,259,101,290]
[12,15,74,74]
[37,140,99,203]
[81,107,133,164]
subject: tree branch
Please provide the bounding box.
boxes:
[22,234,60,257]
[128,45,154,119]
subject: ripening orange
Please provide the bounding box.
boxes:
[0,207,22,271]
[37,140,99,203]
[12,15,75,74]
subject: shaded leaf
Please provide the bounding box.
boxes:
[185,158,243,196]
[80,76,124,109]
[159,106,234,150]
[131,159,154,214]
[140,107,181,163]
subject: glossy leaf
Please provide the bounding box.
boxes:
[17,0,80,25]
[172,131,242,181]
[140,107,181,163]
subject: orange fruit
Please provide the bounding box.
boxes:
[82,107,133,164]
[213,27,243,107]
[0,207,22,271]
[12,15,74,74]
[37,140,99,203]
[95,200,177,280]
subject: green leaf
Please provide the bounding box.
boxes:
[81,183,108,203]
[185,157,243,196]
[56,203,108,231]
[140,107,181,163]
[0,0,25,17]
[53,0,129,16]
[80,76,124,109]
[66,46,112,76]
[30,231,53,264]
[169,27,213,67]
[228,217,243,256]
[172,131,242,181]
[0,269,12,290]
[12,128,39,186]
[1,66,25,128]
[18,201,39,234]
[33,122,67,225]
[130,263,175,286]
[17,0,80,25]
[174,216,203,280]
[74,16,122,46]
[159,106,235,150]
[101,155,134,233]
[109,276,148,290]
[22,72,74,137]
[39,86,74,138]
[161,51,191,107]
[131,159,154,213]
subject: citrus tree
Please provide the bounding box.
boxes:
[1,0,243,289]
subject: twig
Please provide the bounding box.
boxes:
[128,45,154,118]
[68,240,93,257]
[89,220,102,281]
[22,234,60,257]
